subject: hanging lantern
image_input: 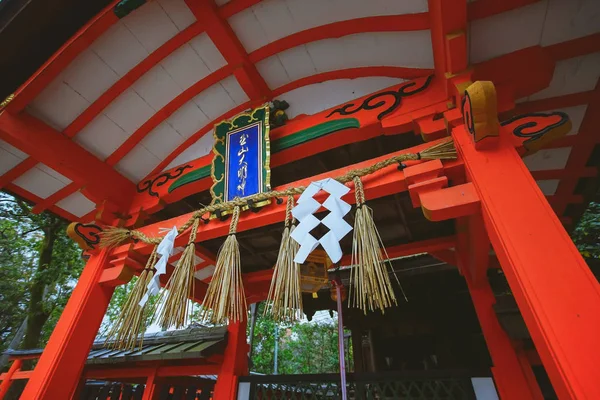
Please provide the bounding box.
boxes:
[299,250,331,295]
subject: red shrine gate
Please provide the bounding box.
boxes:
[0,0,599,399]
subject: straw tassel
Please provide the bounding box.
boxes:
[100,227,132,248]
[200,206,247,325]
[154,218,200,330]
[350,176,407,314]
[105,246,159,350]
[265,196,302,322]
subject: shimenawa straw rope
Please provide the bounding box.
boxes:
[99,139,456,249]
[265,195,303,322]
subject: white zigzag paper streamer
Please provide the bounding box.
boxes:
[139,226,178,307]
[291,178,352,263]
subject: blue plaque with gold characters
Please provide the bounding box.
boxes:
[210,104,271,208]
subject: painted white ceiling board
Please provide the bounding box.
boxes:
[115,144,161,182]
[156,0,196,31]
[277,45,318,83]
[122,0,180,53]
[280,77,404,119]
[61,49,120,103]
[103,88,156,134]
[13,164,71,199]
[536,179,560,195]
[220,75,250,105]
[255,56,290,89]
[166,100,209,139]
[74,114,130,160]
[541,0,600,46]
[27,78,90,131]
[529,52,600,100]
[132,64,183,111]
[56,192,96,218]
[523,147,572,171]
[192,81,236,120]
[188,34,227,72]
[90,22,149,76]
[230,0,429,52]
[470,0,548,63]
[160,43,212,89]
[141,121,185,160]
[0,139,27,175]
[556,105,588,136]
[164,131,215,170]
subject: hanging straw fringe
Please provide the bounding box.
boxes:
[265,196,302,322]
[99,139,457,248]
[199,206,247,325]
[350,177,407,315]
[156,218,201,330]
[105,246,159,350]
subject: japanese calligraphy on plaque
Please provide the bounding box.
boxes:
[210,104,271,210]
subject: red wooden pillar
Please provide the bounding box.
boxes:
[0,359,22,399]
[213,320,249,400]
[453,124,600,399]
[465,273,537,399]
[21,249,115,400]
[142,369,158,400]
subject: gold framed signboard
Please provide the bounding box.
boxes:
[210,104,271,211]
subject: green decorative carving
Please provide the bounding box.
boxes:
[168,165,211,194]
[271,118,360,153]
[168,117,360,194]
[114,0,146,19]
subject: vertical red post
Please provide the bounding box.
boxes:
[0,359,22,399]
[213,320,249,400]
[454,125,600,399]
[141,369,158,400]
[21,249,115,400]
[465,274,537,399]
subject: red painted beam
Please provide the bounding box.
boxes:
[186,0,270,100]
[31,182,80,214]
[0,112,135,208]
[6,183,81,222]
[248,14,430,64]
[0,158,37,190]
[428,0,467,80]
[545,33,600,62]
[117,139,464,255]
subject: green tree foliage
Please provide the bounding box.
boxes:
[0,193,84,352]
[571,202,600,259]
[249,304,352,375]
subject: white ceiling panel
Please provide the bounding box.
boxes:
[553,105,588,136]
[220,75,249,105]
[90,21,149,76]
[115,144,161,182]
[528,52,600,101]
[61,49,119,103]
[536,179,560,195]
[192,81,236,120]
[188,33,227,72]
[132,64,182,111]
[164,131,214,170]
[255,56,290,89]
[13,164,71,199]
[279,77,404,119]
[122,0,180,53]
[156,0,196,31]
[194,265,216,281]
[74,114,130,160]
[166,100,210,139]
[0,139,27,175]
[27,78,90,131]
[230,0,428,53]
[103,88,156,134]
[523,147,572,171]
[470,0,548,63]
[160,43,212,89]
[141,121,185,160]
[277,46,318,83]
[56,191,96,218]
[541,0,600,46]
